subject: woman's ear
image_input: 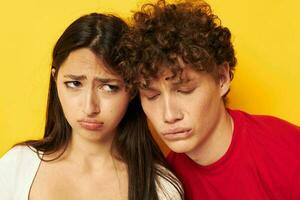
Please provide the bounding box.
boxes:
[51,68,56,80]
[218,62,231,97]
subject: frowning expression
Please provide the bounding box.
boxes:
[56,48,130,142]
[139,60,229,154]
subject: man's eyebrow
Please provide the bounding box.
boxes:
[139,83,160,92]
[139,86,158,91]
[171,77,192,86]
[139,78,193,91]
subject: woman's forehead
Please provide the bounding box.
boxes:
[59,49,122,80]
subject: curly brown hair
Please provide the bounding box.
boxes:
[117,0,236,92]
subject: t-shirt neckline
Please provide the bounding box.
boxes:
[183,109,244,172]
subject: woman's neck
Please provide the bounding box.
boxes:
[59,131,121,172]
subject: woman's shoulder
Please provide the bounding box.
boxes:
[0,145,40,178]
[156,164,184,200]
[0,145,38,165]
[0,145,41,199]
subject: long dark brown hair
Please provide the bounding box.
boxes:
[17,13,183,199]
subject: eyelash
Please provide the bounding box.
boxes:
[145,88,195,100]
[147,94,160,101]
[177,88,195,94]
[64,81,82,88]
[102,84,120,93]
[147,88,195,101]
[64,81,120,93]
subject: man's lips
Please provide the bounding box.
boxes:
[78,119,104,131]
[161,128,192,140]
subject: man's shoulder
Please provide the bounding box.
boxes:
[229,109,300,136]
[230,109,300,162]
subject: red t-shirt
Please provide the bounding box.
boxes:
[167,110,300,200]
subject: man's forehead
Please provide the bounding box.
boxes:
[139,67,192,89]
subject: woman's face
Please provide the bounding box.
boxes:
[55,48,130,143]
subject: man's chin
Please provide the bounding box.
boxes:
[165,140,194,154]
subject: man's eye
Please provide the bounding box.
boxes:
[147,94,160,100]
[64,81,82,88]
[177,87,195,94]
[102,84,120,93]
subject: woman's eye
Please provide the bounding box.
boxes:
[102,84,120,93]
[64,81,82,88]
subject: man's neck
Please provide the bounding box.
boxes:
[187,108,234,166]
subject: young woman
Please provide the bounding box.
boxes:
[0,13,183,200]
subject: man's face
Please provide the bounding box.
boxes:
[139,61,230,155]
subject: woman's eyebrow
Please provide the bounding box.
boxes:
[63,74,86,80]
[94,77,123,84]
[63,75,122,84]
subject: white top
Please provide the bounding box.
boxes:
[0,146,182,200]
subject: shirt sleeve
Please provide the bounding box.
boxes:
[0,146,22,199]
[156,165,184,200]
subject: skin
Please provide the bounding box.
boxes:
[139,57,233,166]
[29,48,130,200]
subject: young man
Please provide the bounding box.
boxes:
[118,0,300,199]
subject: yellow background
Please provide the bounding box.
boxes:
[0,0,299,156]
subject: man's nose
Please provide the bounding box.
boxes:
[163,96,183,124]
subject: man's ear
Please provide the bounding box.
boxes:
[218,62,231,97]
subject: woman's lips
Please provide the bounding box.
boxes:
[162,128,192,140]
[78,120,104,131]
